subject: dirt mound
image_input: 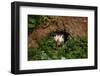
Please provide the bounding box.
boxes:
[28,16,87,48]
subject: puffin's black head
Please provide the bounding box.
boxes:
[53,31,69,43]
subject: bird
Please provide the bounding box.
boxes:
[54,34,64,49]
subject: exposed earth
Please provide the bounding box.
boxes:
[28,16,88,48]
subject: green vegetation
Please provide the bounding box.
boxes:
[28,35,88,60]
[28,15,88,60]
[28,15,49,33]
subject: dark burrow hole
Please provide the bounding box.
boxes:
[49,31,69,43]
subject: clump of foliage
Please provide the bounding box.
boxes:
[28,15,49,33]
[28,35,88,60]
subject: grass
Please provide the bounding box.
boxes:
[28,35,88,60]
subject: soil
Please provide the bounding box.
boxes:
[28,16,88,48]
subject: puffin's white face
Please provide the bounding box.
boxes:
[54,34,64,43]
